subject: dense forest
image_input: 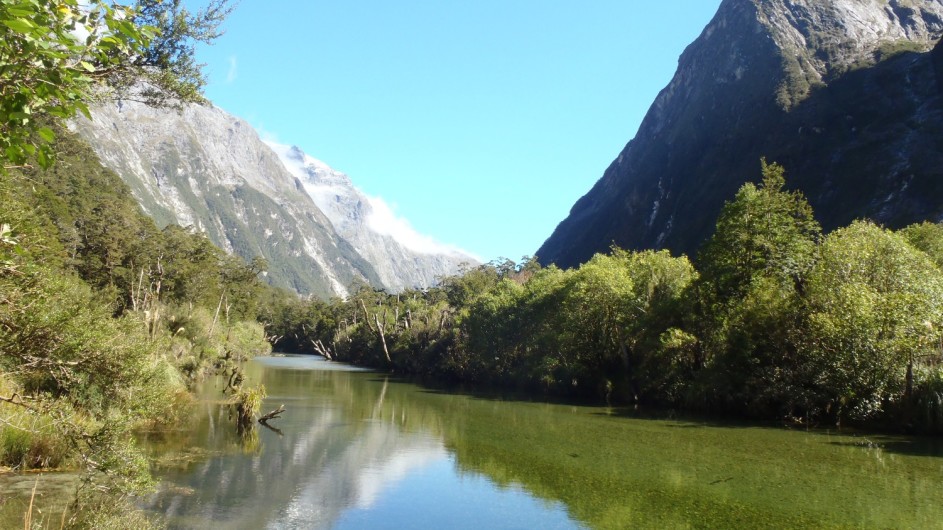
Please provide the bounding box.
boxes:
[273,161,943,434]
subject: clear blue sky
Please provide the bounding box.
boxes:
[192,1,722,263]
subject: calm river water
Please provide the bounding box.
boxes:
[4,354,943,528]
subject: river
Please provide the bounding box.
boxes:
[4,354,943,528]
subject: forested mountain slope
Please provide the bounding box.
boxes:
[538,0,943,268]
[72,100,474,297]
[71,100,380,298]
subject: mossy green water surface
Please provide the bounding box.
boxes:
[136,355,943,529]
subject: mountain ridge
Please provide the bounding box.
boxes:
[71,99,475,297]
[70,100,382,298]
[537,0,943,268]
[267,141,477,292]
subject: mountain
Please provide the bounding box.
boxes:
[70,100,382,299]
[266,142,476,293]
[538,0,943,269]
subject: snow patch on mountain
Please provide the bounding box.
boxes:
[266,141,477,291]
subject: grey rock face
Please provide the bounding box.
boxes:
[757,0,943,105]
[71,101,382,298]
[267,143,477,292]
[538,0,943,268]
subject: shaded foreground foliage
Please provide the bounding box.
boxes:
[0,125,269,527]
[280,161,943,433]
[0,0,272,525]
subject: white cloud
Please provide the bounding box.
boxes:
[225,55,238,83]
[364,194,477,259]
[264,139,480,262]
[255,127,281,145]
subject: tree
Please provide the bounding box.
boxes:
[694,160,821,415]
[899,221,943,269]
[0,0,231,168]
[698,160,820,299]
[123,0,234,106]
[803,221,943,422]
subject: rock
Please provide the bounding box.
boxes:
[70,100,382,298]
[267,142,476,292]
[538,0,943,268]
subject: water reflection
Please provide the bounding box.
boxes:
[5,353,943,529]
[142,356,578,529]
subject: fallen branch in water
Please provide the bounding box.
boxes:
[258,404,285,425]
[259,420,283,437]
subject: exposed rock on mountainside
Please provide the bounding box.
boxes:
[71,101,381,298]
[267,143,476,292]
[538,0,943,269]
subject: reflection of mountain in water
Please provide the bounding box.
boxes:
[143,361,447,530]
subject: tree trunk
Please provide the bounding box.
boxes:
[374,313,392,364]
[311,339,333,361]
[360,299,392,364]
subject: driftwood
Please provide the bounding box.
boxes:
[258,404,285,424]
[259,420,283,436]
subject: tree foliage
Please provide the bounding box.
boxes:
[803,221,943,420]
[0,0,231,168]
[274,161,943,432]
[698,159,820,299]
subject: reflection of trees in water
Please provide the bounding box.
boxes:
[142,364,448,529]
[142,359,943,530]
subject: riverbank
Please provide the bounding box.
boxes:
[270,165,943,435]
[138,355,943,529]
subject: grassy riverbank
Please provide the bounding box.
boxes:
[0,127,272,527]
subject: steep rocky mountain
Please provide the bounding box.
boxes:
[266,142,476,292]
[71,100,382,299]
[538,0,943,268]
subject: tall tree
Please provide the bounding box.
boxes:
[694,161,821,415]
[698,160,821,299]
[803,221,943,421]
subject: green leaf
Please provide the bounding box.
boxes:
[114,19,137,40]
[74,101,91,120]
[2,18,35,33]
[36,145,51,169]
[37,127,54,143]
[5,7,34,17]
[5,145,23,163]
[78,61,95,72]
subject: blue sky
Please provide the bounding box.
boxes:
[192,1,722,263]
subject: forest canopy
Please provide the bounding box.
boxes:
[277,161,943,433]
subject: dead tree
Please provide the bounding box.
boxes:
[311,339,334,361]
[360,299,392,364]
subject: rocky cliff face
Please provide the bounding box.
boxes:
[266,143,476,292]
[70,101,382,298]
[538,0,943,268]
[71,100,474,297]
